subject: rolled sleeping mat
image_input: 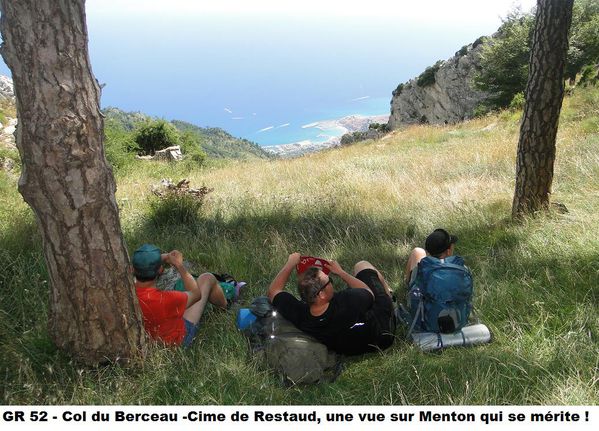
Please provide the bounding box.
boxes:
[411,323,491,352]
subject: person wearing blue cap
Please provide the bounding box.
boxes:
[132,244,227,347]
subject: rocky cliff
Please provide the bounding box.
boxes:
[387,40,489,129]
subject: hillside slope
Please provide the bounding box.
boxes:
[1,87,598,405]
[171,120,272,160]
[103,107,273,160]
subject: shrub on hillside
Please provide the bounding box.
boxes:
[134,120,181,155]
[148,180,211,227]
[416,61,443,87]
[474,9,533,109]
[392,83,404,96]
[579,64,599,86]
[368,123,389,132]
[509,92,525,111]
[103,119,138,172]
[179,130,207,166]
[456,45,469,57]
[472,35,488,49]
[340,131,367,145]
[476,1,599,110]
[472,104,492,118]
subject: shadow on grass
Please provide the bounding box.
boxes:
[126,200,528,283]
[1,198,597,404]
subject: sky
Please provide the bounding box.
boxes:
[0,0,537,145]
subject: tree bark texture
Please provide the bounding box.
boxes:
[512,0,574,218]
[0,0,146,364]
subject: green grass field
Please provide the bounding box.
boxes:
[0,87,598,405]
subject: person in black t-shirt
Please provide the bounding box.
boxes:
[267,252,395,355]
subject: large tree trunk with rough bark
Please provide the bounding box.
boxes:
[0,0,146,364]
[512,0,574,218]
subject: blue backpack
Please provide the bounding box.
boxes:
[408,255,473,334]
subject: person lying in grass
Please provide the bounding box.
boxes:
[267,252,396,355]
[132,244,227,347]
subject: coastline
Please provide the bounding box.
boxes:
[264,113,389,158]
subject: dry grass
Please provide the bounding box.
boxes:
[1,87,597,405]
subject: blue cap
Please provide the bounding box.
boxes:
[132,244,162,279]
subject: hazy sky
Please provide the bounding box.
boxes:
[0,0,537,144]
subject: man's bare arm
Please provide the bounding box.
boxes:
[268,252,301,302]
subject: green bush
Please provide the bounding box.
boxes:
[579,64,599,86]
[103,118,138,172]
[472,35,487,49]
[368,123,388,131]
[456,45,469,57]
[476,1,599,110]
[566,2,599,81]
[474,10,533,109]
[134,120,181,155]
[472,104,492,118]
[179,131,207,166]
[392,83,404,96]
[416,61,443,87]
[509,92,526,111]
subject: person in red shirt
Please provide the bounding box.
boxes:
[132,244,227,347]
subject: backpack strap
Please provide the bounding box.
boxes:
[407,298,423,337]
[438,262,470,272]
[460,329,466,346]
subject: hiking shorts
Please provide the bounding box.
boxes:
[355,268,395,350]
[182,318,200,348]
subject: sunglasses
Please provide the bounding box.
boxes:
[312,277,332,299]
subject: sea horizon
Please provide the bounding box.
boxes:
[0,1,537,148]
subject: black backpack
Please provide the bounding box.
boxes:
[242,296,341,386]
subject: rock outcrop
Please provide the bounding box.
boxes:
[0,75,15,101]
[1,117,17,150]
[1,75,17,150]
[387,41,489,129]
[136,145,183,161]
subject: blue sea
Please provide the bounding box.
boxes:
[0,9,511,147]
[221,96,391,146]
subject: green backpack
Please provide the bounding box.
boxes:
[243,296,341,386]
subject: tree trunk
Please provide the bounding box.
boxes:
[512,0,574,218]
[0,0,146,364]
